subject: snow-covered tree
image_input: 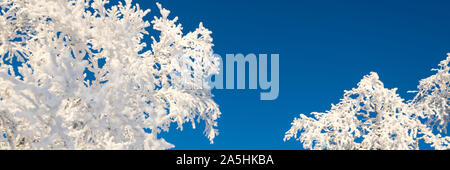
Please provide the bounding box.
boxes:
[285,72,449,150]
[0,0,221,149]
[410,54,449,133]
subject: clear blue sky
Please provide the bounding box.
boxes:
[3,0,449,150]
[131,0,450,150]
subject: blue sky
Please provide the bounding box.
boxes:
[131,0,450,150]
[2,0,449,150]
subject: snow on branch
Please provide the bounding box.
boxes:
[0,0,221,149]
[285,69,450,150]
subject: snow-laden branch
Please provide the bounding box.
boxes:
[285,68,450,150]
[0,0,221,149]
[411,54,449,133]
